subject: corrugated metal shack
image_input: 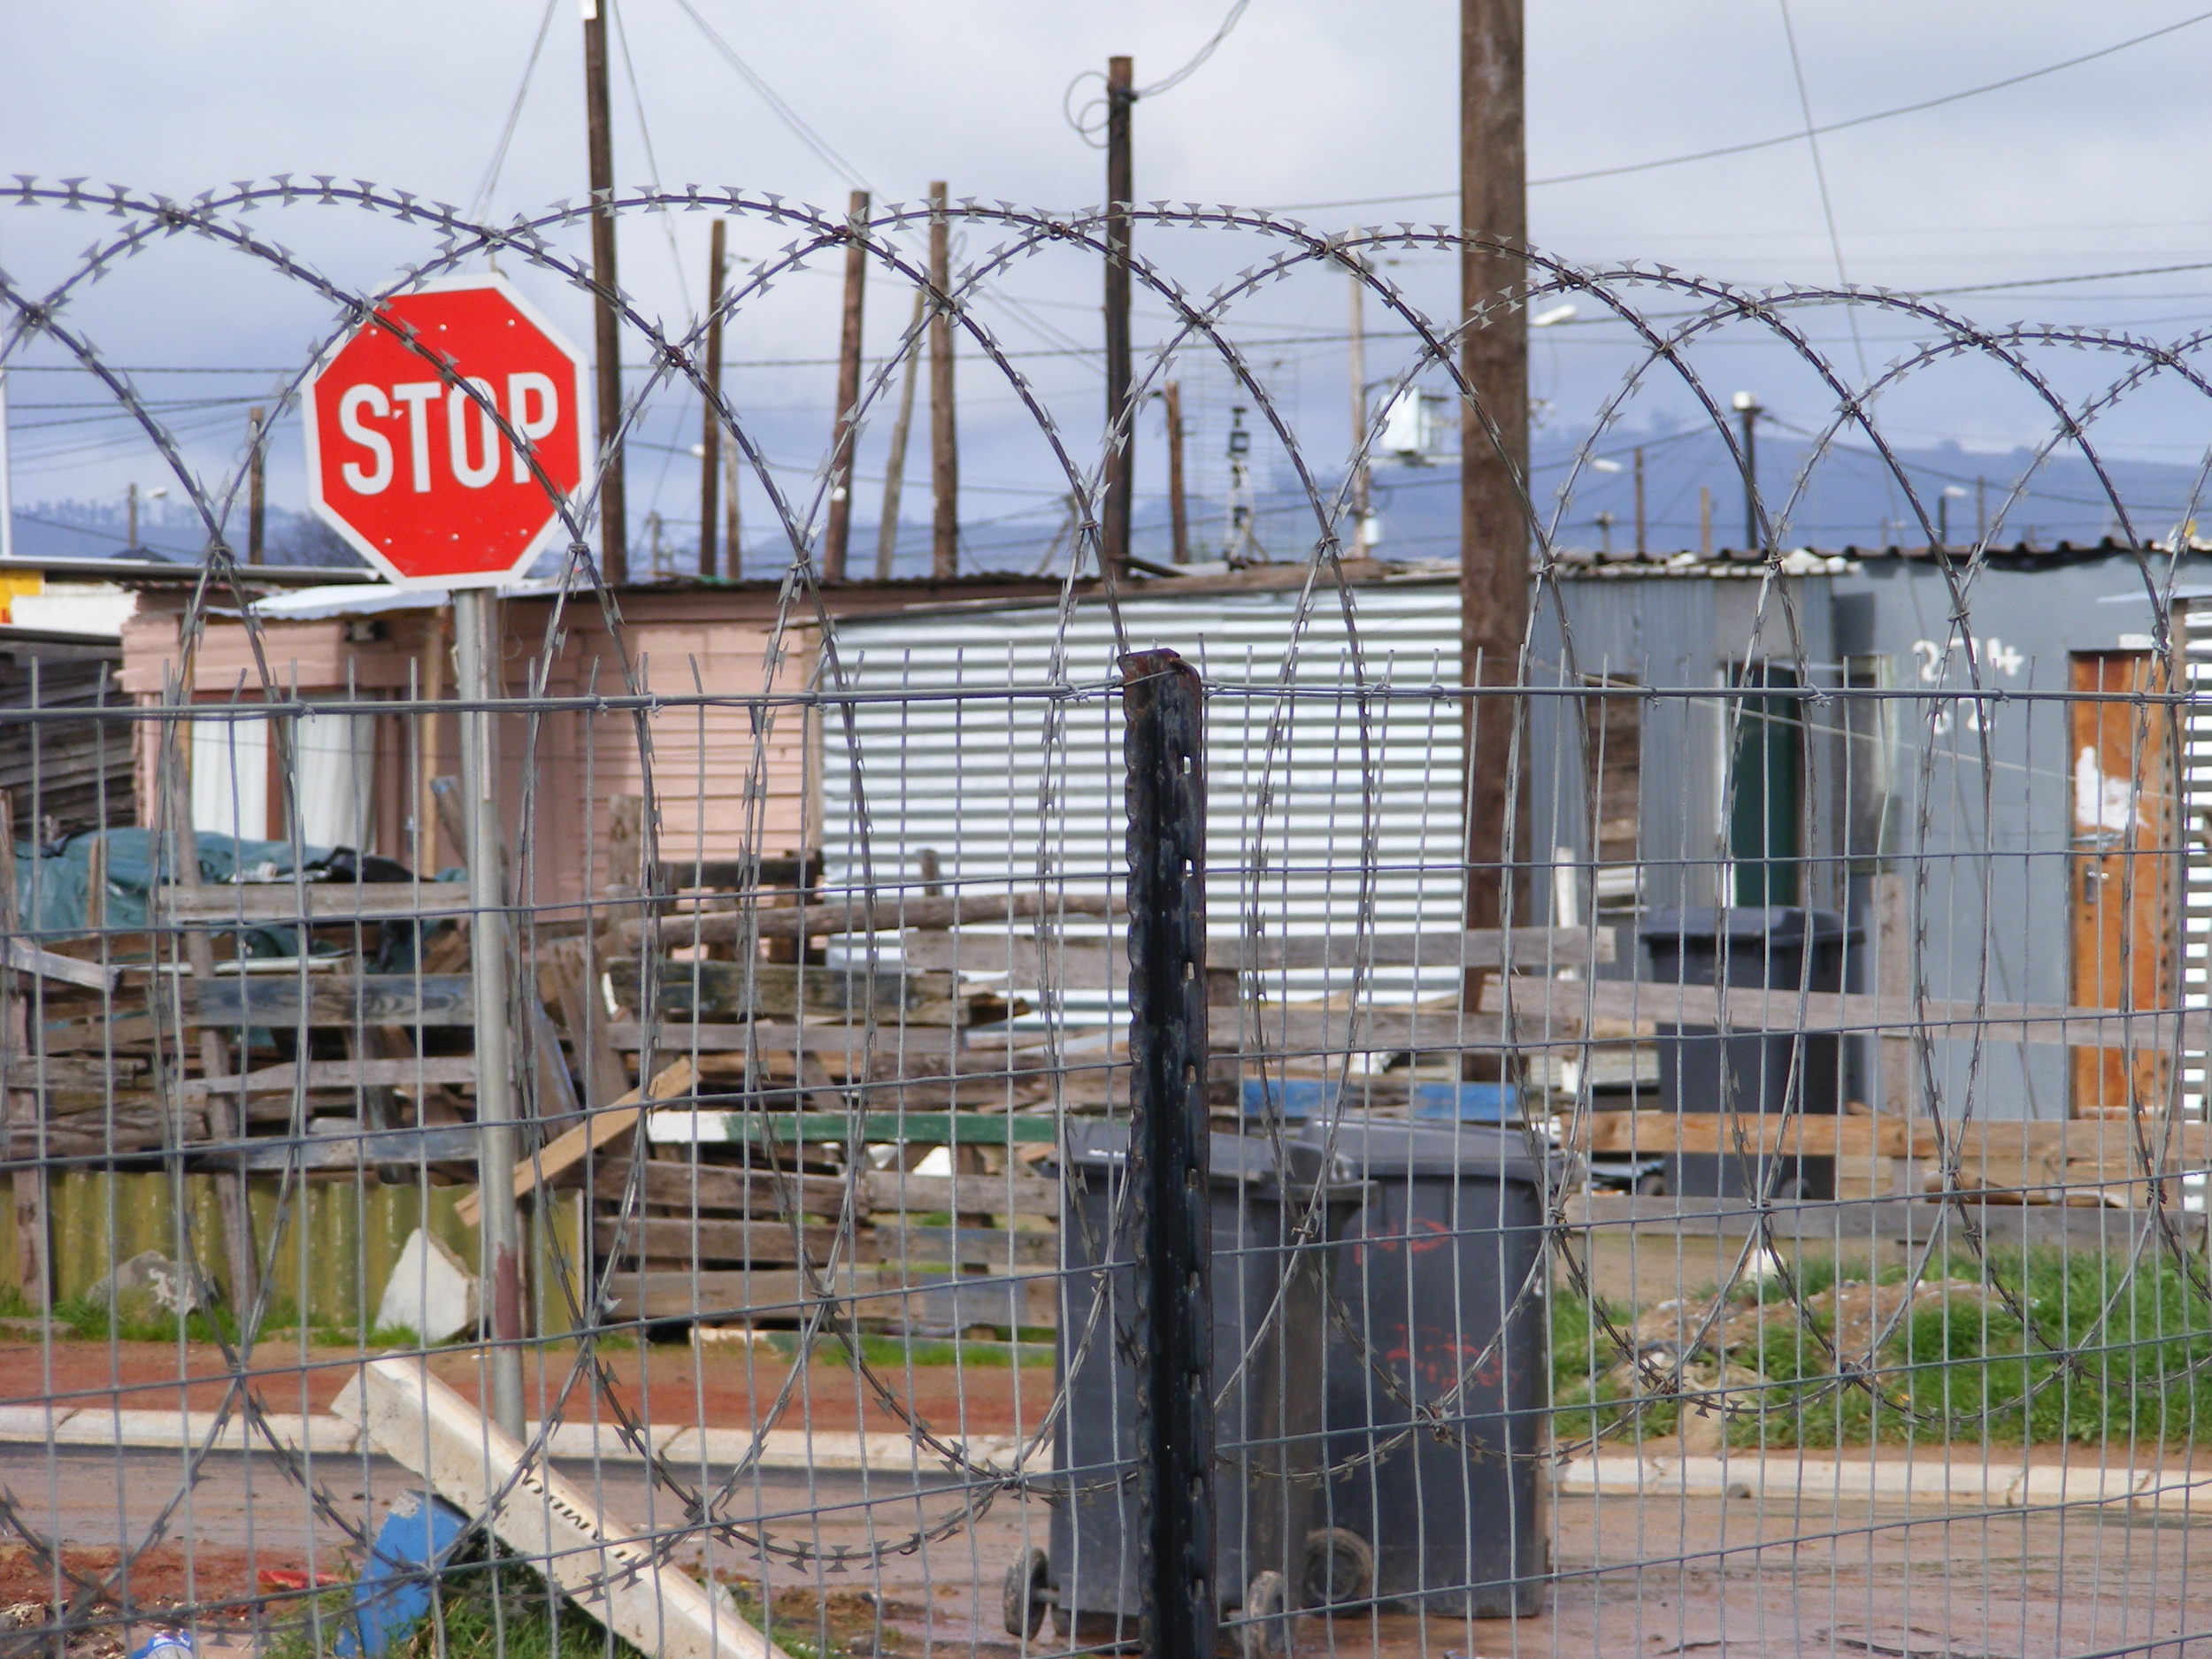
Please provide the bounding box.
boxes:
[826,543,2212,1138]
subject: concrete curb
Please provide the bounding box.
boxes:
[0,1407,1025,1473]
[1554,1450,2212,1516]
[4,1410,2202,1516]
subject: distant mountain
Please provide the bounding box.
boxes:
[8,499,364,567]
[20,424,2192,580]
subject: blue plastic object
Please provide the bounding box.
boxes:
[337,1490,469,1657]
[1239,1078,1521,1123]
[127,1632,196,1659]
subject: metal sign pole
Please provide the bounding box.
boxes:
[454,584,526,1440]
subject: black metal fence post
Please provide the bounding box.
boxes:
[1122,648,1217,1659]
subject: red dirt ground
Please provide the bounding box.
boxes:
[0,1338,1044,1440]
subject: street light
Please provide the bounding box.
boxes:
[1731,392,1762,551]
[1938,484,1969,550]
[126,482,167,551]
[1530,303,1579,329]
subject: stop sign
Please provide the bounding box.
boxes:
[303,276,590,587]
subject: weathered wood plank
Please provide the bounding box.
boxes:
[870,1225,1056,1271]
[601,1267,889,1320]
[592,1215,849,1263]
[3,940,119,993]
[862,1171,1060,1217]
[647,1110,1061,1148]
[1511,978,2212,1054]
[606,1023,965,1056]
[608,960,964,1025]
[232,1124,486,1171]
[153,883,468,923]
[618,891,1119,949]
[1573,1111,2212,1164]
[456,1058,695,1227]
[186,1056,479,1098]
[181,974,474,1028]
[586,1158,849,1218]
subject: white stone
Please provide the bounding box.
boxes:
[373,1230,479,1344]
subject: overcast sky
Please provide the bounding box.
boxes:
[8,0,2212,554]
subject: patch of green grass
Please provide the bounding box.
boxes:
[1553,1247,2212,1448]
[262,1556,861,1659]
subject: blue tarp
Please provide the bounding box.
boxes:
[11,829,449,969]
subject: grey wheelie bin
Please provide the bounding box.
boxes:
[1294,1118,1551,1618]
[1002,1120,1364,1659]
[1640,906,1854,1201]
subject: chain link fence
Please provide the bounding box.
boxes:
[3,180,2211,1659]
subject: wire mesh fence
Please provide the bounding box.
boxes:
[5,178,2212,1659]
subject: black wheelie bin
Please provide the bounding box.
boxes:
[1002,1120,1365,1659]
[1294,1117,1552,1618]
[1640,906,1855,1201]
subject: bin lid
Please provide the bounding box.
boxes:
[1639,906,1855,945]
[1290,1116,1551,1185]
[1059,1118,1340,1188]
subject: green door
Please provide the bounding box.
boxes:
[1729,663,1802,907]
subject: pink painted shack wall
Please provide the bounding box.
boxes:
[119,588,815,908]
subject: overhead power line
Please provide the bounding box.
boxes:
[1268,9,2212,211]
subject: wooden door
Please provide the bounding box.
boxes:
[2069,652,2179,1118]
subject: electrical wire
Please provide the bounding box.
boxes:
[664,0,1094,366]
[466,0,561,227]
[1064,0,1256,145]
[1264,7,2212,211]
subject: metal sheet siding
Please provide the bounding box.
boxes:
[821,583,1471,1005]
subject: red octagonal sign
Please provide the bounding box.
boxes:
[303,276,590,587]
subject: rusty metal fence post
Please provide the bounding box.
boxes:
[1121,648,1217,1659]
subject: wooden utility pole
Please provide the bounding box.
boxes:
[928,181,959,580]
[877,288,926,580]
[722,443,742,579]
[1459,0,1530,961]
[1163,380,1190,565]
[822,189,871,582]
[1102,57,1136,580]
[699,219,727,578]
[1347,258,1370,549]
[583,0,627,583]
[246,408,267,562]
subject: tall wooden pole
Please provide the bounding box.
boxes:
[246,408,267,563]
[723,442,743,579]
[1348,260,1371,549]
[822,189,871,582]
[583,0,628,584]
[1459,0,1529,1002]
[1163,381,1189,565]
[699,219,726,578]
[1102,57,1136,580]
[877,288,926,580]
[928,182,959,580]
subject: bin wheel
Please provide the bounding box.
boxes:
[1002,1547,1052,1639]
[1633,1171,1667,1197]
[1240,1570,1292,1659]
[1301,1527,1375,1611]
